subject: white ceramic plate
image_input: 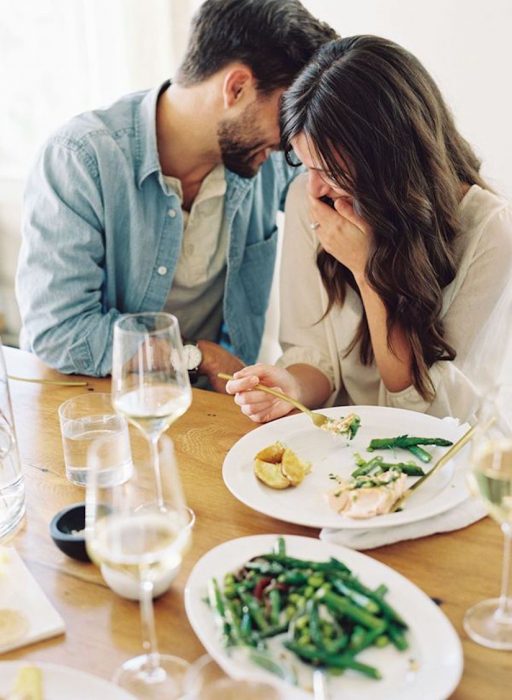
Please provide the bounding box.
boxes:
[184,534,463,700]
[0,662,136,700]
[223,405,470,529]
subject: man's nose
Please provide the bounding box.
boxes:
[307,170,330,198]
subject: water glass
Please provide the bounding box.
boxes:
[58,392,132,486]
[0,341,25,541]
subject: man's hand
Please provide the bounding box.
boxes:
[197,340,245,393]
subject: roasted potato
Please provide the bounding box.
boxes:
[254,441,286,464]
[254,459,291,489]
[281,448,311,486]
[253,443,311,490]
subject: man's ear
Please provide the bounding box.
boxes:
[222,65,255,109]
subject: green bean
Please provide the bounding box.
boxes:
[269,588,281,626]
[208,578,230,639]
[349,625,366,650]
[331,579,380,614]
[406,445,432,463]
[275,536,286,556]
[238,591,270,632]
[388,623,409,651]
[284,642,381,679]
[321,591,386,630]
[329,574,407,628]
[261,553,351,574]
[368,436,453,450]
[374,584,388,598]
[348,623,387,655]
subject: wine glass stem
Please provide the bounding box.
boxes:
[139,577,161,676]
[498,523,512,622]
[149,434,165,509]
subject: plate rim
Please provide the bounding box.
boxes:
[222,405,470,529]
[0,660,136,699]
[184,533,464,700]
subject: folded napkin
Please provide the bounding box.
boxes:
[0,547,65,654]
[320,497,487,550]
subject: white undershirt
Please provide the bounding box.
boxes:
[163,165,227,341]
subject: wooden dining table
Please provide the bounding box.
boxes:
[1,346,510,698]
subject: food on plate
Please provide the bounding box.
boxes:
[254,459,291,490]
[367,435,453,463]
[351,453,425,478]
[327,470,409,518]
[207,537,409,684]
[253,443,311,489]
[321,412,361,439]
[5,665,43,700]
[0,609,30,649]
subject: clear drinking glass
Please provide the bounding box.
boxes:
[0,340,25,542]
[112,313,192,508]
[464,386,512,649]
[183,655,283,700]
[86,433,193,698]
[58,392,133,486]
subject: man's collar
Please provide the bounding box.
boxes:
[134,80,170,190]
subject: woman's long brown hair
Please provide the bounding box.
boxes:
[281,35,488,400]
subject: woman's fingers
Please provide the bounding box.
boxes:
[225,374,259,394]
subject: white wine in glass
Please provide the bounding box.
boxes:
[86,434,194,698]
[112,313,192,507]
[464,396,512,650]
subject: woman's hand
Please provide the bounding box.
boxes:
[225,364,299,423]
[309,195,372,281]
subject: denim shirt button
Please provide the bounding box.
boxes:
[167,208,177,218]
[157,266,168,276]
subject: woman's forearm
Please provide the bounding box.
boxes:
[356,277,414,392]
[287,363,332,408]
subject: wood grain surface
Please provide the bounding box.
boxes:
[2,347,510,698]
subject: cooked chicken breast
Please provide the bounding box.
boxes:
[327,471,408,519]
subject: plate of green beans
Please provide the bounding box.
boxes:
[185,534,463,699]
[222,405,470,528]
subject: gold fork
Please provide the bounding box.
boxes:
[392,423,477,511]
[217,372,332,428]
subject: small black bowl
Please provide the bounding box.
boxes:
[49,503,91,562]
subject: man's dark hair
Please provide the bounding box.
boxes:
[176,0,338,93]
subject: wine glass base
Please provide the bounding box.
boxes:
[113,654,189,699]
[463,598,512,650]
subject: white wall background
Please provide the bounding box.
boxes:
[0,0,511,349]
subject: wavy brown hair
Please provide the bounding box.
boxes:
[281,36,488,400]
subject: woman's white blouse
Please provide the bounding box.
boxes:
[278,174,512,421]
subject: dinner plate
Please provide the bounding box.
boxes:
[222,405,470,529]
[0,661,136,699]
[185,534,463,700]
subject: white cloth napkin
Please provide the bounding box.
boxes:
[320,497,487,550]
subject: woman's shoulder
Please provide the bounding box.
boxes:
[457,184,512,258]
[459,185,512,238]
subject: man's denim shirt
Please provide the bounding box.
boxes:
[16,82,297,375]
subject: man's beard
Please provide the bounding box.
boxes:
[217,103,268,179]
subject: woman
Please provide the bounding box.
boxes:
[226,36,512,422]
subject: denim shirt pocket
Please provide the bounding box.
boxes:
[238,226,279,316]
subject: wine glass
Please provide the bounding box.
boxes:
[112,313,192,508]
[183,654,284,700]
[464,386,512,649]
[85,433,194,698]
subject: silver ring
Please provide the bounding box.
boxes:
[309,221,320,230]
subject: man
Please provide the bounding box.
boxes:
[16,0,337,390]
